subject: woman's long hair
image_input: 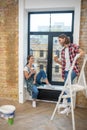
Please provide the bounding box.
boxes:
[58,34,70,44]
[26,55,33,65]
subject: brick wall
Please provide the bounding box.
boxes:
[0,0,87,106]
[0,0,18,100]
[76,0,87,108]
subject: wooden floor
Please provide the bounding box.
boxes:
[0,99,87,130]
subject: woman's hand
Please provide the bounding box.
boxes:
[33,80,36,84]
[30,68,36,75]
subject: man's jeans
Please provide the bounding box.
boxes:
[64,70,77,102]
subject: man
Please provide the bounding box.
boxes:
[54,34,84,114]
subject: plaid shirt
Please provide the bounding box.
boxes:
[61,44,80,79]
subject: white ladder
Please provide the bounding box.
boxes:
[51,54,87,130]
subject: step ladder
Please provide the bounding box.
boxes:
[51,54,87,130]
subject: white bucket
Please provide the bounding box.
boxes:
[0,105,16,119]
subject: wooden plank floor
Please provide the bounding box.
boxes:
[0,99,87,130]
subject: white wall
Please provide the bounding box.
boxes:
[25,0,79,10]
[19,0,28,103]
[19,0,81,103]
[25,0,81,44]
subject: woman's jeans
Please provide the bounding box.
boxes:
[64,70,77,102]
[31,85,39,99]
[32,70,47,99]
[36,70,47,84]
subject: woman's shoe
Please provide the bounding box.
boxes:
[32,100,36,108]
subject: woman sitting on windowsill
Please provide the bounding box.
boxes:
[23,55,51,108]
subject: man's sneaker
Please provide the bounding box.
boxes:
[59,99,68,108]
[60,107,71,115]
[32,100,36,108]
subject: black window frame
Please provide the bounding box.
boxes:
[28,11,74,85]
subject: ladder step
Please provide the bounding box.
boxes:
[58,103,71,109]
[62,95,75,98]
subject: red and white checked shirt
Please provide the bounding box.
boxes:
[61,44,80,79]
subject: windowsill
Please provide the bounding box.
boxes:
[37,85,63,91]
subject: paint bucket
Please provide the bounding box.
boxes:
[8,117,14,125]
[0,105,16,124]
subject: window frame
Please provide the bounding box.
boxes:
[28,11,74,54]
[28,11,74,85]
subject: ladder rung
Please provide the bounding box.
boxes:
[61,94,75,98]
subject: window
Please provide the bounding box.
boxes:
[51,13,72,32]
[55,65,59,73]
[28,11,74,84]
[29,35,48,73]
[30,13,73,32]
[30,14,50,32]
[40,50,44,57]
[40,64,43,70]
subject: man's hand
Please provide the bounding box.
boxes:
[54,55,62,65]
[54,55,58,62]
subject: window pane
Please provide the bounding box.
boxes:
[51,13,72,32]
[52,37,64,82]
[30,13,73,32]
[30,35,48,73]
[30,14,50,32]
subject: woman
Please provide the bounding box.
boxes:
[54,34,84,114]
[24,55,50,108]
